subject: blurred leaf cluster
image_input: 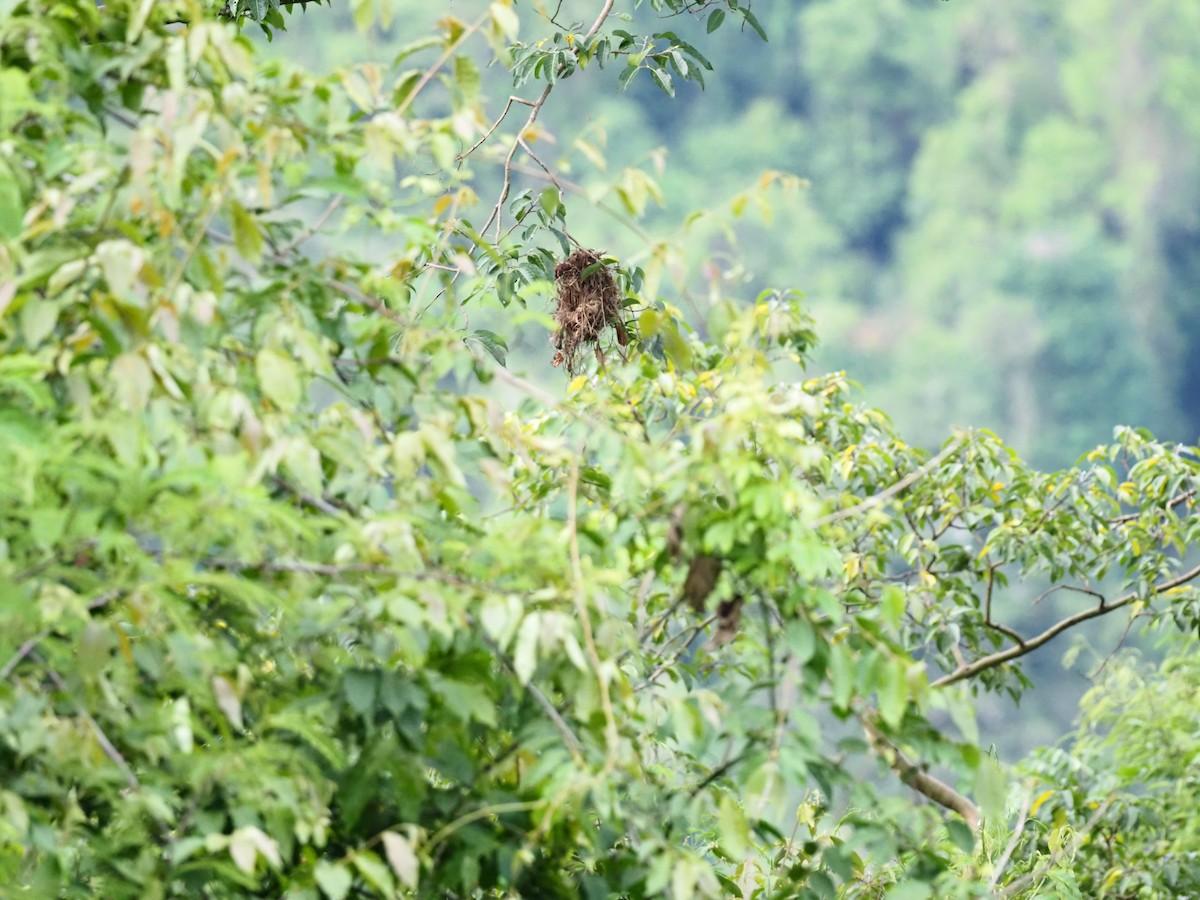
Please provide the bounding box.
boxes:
[2,1,1200,898]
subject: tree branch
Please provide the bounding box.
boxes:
[1110,487,1196,524]
[862,715,980,829]
[1,589,121,681]
[997,800,1112,898]
[41,657,139,790]
[471,619,583,760]
[933,562,1200,687]
[814,437,964,528]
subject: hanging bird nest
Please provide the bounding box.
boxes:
[551,248,628,374]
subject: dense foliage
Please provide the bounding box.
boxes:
[1,1,1199,897]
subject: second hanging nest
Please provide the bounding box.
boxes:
[551,248,628,374]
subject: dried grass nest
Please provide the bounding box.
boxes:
[551,248,629,374]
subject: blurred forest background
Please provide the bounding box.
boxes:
[267,0,1200,757]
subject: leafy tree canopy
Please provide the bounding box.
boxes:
[1,1,1198,897]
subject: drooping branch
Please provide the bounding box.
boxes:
[933,562,1200,687]
[862,715,980,829]
[41,656,140,790]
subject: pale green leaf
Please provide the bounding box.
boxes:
[382,831,419,889]
[315,860,353,900]
[878,657,908,728]
[974,756,1007,823]
[255,348,303,411]
[489,2,518,41]
[717,794,750,859]
[230,201,264,263]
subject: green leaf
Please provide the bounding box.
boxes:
[29,507,67,549]
[830,642,854,710]
[717,794,750,859]
[877,657,908,728]
[470,329,508,366]
[513,613,539,685]
[706,9,725,33]
[432,676,496,727]
[881,585,906,628]
[255,348,303,411]
[343,669,380,718]
[454,54,482,107]
[974,756,1007,823]
[539,185,561,216]
[112,351,154,413]
[382,831,419,889]
[229,201,264,263]
[94,239,145,302]
[351,0,374,32]
[212,675,244,730]
[315,860,353,900]
[884,883,933,900]
[741,9,768,41]
[352,851,394,895]
[945,819,975,853]
[650,67,675,97]
[263,710,349,769]
[785,618,816,664]
[490,2,519,40]
[0,164,22,240]
[77,621,114,678]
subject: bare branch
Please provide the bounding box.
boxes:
[934,562,1200,687]
[459,96,539,161]
[862,715,980,829]
[481,84,554,239]
[583,0,617,41]
[476,0,615,240]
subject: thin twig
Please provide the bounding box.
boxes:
[582,0,616,40]
[997,800,1113,898]
[393,13,488,119]
[1110,487,1195,524]
[278,195,342,255]
[1031,583,1105,607]
[482,84,554,239]
[566,458,618,750]
[814,438,964,528]
[989,786,1033,887]
[635,612,718,691]
[1,590,121,680]
[41,657,139,790]
[491,363,563,408]
[473,621,583,759]
[459,96,539,161]
[271,475,346,517]
[474,0,618,238]
[984,620,1026,647]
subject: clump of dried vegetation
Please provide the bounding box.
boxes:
[551,248,628,374]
